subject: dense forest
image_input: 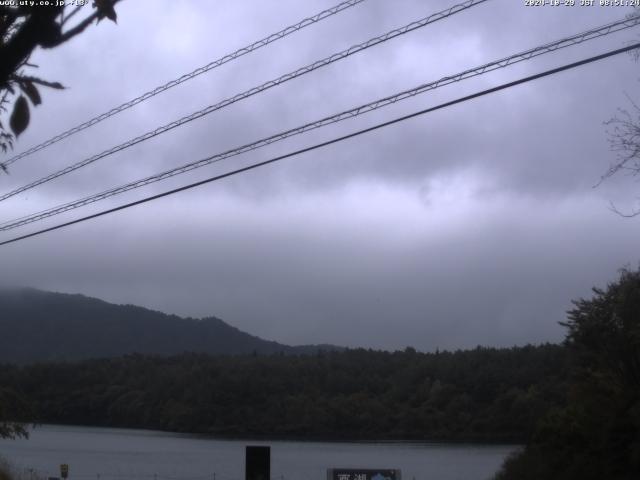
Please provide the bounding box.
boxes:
[0,288,339,363]
[496,268,640,480]
[0,344,568,442]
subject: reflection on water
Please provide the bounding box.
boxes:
[0,425,516,480]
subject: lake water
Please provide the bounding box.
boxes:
[0,425,517,480]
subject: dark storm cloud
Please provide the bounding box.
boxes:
[1,0,640,351]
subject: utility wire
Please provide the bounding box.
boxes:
[0,0,489,203]
[0,0,367,169]
[1,41,638,248]
[1,13,638,232]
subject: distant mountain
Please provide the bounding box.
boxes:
[0,288,340,363]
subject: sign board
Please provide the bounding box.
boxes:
[327,469,401,480]
[60,465,69,479]
[246,446,270,480]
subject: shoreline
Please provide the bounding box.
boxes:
[20,423,523,446]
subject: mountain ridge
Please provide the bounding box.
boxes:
[0,287,341,363]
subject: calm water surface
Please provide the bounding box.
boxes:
[0,425,517,480]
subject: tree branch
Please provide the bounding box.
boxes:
[9,74,64,89]
[53,9,100,46]
[60,4,84,27]
[608,200,640,218]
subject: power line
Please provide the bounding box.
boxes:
[0,0,489,203]
[2,13,638,232]
[1,41,638,248]
[0,0,367,169]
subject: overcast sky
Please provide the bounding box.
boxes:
[1,0,640,351]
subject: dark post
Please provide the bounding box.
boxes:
[245,446,270,480]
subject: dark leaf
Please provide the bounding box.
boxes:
[9,96,29,137]
[93,0,117,23]
[0,133,13,148]
[17,76,66,90]
[105,7,117,22]
[19,81,41,106]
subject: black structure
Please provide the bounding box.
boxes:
[245,446,270,480]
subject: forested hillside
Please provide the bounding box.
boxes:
[0,345,568,442]
[0,288,337,362]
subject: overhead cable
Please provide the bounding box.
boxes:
[1,13,638,232]
[0,0,490,202]
[0,0,368,169]
[1,41,639,247]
